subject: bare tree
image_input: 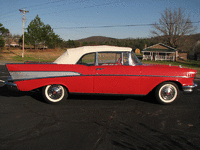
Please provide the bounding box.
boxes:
[151,8,197,48]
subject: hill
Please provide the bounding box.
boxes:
[77,36,117,43]
[75,33,200,52]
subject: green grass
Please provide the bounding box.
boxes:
[12,55,53,62]
[142,60,200,68]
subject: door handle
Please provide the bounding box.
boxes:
[96,68,105,70]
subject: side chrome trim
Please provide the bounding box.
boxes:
[91,74,189,78]
[10,71,82,81]
[182,83,198,93]
[9,71,193,82]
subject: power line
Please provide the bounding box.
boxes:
[0,0,122,19]
[21,0,65,9]
[0,0,64,17]
[35,1,121,17]
[53,21,200,30]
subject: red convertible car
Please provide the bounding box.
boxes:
[5,45,197,104]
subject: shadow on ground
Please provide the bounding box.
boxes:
[0,85,158,104]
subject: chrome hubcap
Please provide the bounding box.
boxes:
[47,85,63,100]
[160,85,176,101]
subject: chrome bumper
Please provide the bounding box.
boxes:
[182,83,198,93]
[5,80,18,91]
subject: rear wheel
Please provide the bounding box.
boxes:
[155,82,179,104]
[42,84,68,104]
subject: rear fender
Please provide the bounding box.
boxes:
[15,78,69,91]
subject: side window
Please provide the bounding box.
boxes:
[77,53,95,66]
[122,52,129,65]
[98,52,122,65]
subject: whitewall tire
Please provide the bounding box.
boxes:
[42,84,68,104]
[155,82,179,104]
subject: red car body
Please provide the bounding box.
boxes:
[6,63,196,94]
[5,46,197,104]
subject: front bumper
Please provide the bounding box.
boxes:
[182,83,198,93]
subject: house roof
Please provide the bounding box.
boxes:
[142,43,177,53]
[54,45,132,64]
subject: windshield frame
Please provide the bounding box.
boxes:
[130,51,143,66]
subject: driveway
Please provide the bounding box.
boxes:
[0,64,200,150]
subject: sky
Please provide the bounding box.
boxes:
[0,0,200,41]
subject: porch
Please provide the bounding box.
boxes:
[143,52,176,61]
[142,43,178,61]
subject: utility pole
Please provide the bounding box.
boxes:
[19,8,29,58]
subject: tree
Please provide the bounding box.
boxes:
[65,39,79,48]
[151,8,197,48]
[19,32,31,46]
[0,23,9,49]
[193,41,200,60]
[0,36,5,49]
[0,23,9,36]
[26,15,62,49]
[26,15,44,48]
[42,24,57,48]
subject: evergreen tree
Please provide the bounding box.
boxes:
[0,23,9,49]
[26,15,62,49]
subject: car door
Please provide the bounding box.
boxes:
[74,52,96,93]
[93,52,141,94]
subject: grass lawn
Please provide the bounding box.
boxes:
[0,48,65,62]
[12,55,54,62]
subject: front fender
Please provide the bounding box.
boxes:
[140,77,194,95]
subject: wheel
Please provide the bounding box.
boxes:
[155,82,179,104]
[42,84,68,104]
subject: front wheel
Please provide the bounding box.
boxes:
[155,82,179,104]
[42,84,68,104]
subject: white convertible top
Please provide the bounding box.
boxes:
[54,45,132,64]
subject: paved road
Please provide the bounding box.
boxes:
[0,65,200,150]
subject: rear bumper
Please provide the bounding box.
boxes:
[5,80,18,91]
[182,83,198,93]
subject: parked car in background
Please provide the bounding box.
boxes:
[5,45,197,104]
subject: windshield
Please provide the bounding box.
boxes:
[131,51,142,66]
